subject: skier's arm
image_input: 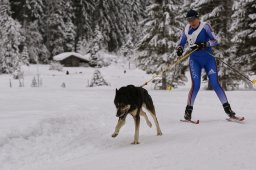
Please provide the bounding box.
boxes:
[176,31,187,49]
[204,23,219,47]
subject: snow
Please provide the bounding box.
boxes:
[0,60,256,170]
[249,13,256,20]
[53,52,90,62]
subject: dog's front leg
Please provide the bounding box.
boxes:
[132,115,140,144]
[112,118,125,138]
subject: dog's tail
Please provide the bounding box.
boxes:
[142,89,156,115]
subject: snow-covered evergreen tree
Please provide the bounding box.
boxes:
[89,69,110,87]
[26,0,49,63]
[136,0,184,89]
[0,0,25,73]
[120,0,149,45]
[25,0,45,21]
[47,0,66,57]
[176,0,192,23]
[9,0,45,25]
[90,25,104,57]
[93,0,123,51]
[63,0,76,52]
[9,0,49,63]
[230,0,256,75]
[119,33,135,58]
[20,46,29,66]
[64,19,76,52]
[48,21,64,56]
[46,0,76,57]
[93,0,147,52]
[9,0,27,25]
[73,0,95,51]
[23,21,49,63]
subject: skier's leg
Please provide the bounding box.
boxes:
[205,57,236,117]
[187,59,202,106]
[184,59,202,120]
[205,57,228,104]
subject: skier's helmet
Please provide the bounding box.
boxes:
[186,9,199,22]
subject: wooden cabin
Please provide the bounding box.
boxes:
[53,52,90,67]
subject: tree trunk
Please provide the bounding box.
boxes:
[162,72,167,90]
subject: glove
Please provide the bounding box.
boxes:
[194,42,208,50]
[176,47,183,56]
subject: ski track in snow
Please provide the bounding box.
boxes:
[0,62,256,170]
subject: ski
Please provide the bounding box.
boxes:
[180,119,200,124]
[226,116,245,123]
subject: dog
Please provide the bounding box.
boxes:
[112,85,162,144]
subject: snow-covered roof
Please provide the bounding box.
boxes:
[53,52,90,62]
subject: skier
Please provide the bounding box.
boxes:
[176,9,240,121]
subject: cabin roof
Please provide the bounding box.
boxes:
[53,52,90,62]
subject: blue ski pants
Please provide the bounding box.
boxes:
[187,50,228,106]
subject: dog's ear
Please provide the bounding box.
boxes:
[116,88,118,93]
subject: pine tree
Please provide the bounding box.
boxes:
[25,0,45,21]
[0,0,25,73]
[119,33,135,58]
[9,0,45,24]
[93,25,105,52]
[46,0,66,57]
[26,0,50,63]
[73,0,95,51]
[89,69,110,87]
[118,0,150,57]
[93,0,147,52]
[9,0,27,25]
[120,0,148,44]
[9,0,49,63]
[64,19,76,52]
[136,0,184,89]
[63,0,76,52]
[93,0,123,51]
[21,46,29,66]
[45,0,76,57]
[230,0,256,76]
[24,21,49,63]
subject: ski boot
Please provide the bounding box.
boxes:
[223,102,245,122]
[184,105,193,120]
[223,102,236,118]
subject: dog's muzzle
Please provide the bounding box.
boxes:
[116,110,127,118]
[116,105,130,118]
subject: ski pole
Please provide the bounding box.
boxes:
[141,48,198,87]
[206,51,256,85]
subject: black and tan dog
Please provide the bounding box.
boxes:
[112,85,162,144]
